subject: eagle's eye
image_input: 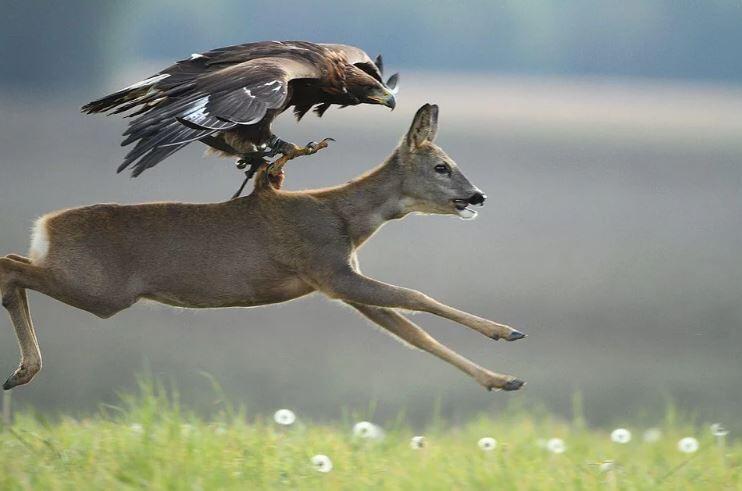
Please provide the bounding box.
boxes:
[434,163,451,175]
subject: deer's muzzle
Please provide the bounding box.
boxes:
[467,192,487,206]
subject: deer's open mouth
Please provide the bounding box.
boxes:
[452,199,478,220]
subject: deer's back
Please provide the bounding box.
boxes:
[30,194,349,294]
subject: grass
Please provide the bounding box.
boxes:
[0,382,739,490]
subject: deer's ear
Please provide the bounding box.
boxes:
[406,104,439,149]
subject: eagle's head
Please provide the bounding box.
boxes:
[344,66,396,109]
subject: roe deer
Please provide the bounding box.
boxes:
[0,104,526,391]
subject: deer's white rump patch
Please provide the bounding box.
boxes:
[29,216,50,263]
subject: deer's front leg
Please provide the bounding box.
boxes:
[309,267,525,341]
[348,302,524,391]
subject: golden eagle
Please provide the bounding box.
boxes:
[82,41,398,193]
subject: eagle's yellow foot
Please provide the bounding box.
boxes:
[301,138,335,155]
[266,138,335,184]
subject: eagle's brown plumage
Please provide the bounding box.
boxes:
[82,41,398,177]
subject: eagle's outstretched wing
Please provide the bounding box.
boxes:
[82,42,323,177]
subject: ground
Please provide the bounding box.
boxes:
[0,383,738,490]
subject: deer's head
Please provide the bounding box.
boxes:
[396,104,486,220]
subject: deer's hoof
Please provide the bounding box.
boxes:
[506,330,527,341]
[2,364,39,390]
[502,378,526,391]
[490,329,526,341]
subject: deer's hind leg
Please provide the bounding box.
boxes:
[0,256,43,389]
[5,256,33,331]
[347,302,525,391]
[1,253,140,384]
[0,255,136,389]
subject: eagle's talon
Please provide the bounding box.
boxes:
[270,138,298,157]
[231,156,266,198]
[307,137,334,154]
[262,148,279,158]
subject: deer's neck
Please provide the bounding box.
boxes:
[326,154,412,246]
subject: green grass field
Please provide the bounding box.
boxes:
[0,383,738,490]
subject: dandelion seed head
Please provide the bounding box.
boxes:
[311,454,333,473]
[353,421,382,439]
[599,460,615,472]
[678,437,699,453]
[710,423,729,437]
[478,437,497,451]
[410,435,426,449]
[610,428,631,444]
[642,428,662,443]
[273,409,296,426]
[130,423,143,434]
[546,438,566,454]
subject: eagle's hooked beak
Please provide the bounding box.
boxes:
[383,90,396,110]
[367,86,396,110]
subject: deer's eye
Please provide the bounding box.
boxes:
[434,163,451,175]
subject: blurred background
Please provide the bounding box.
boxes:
[1,1,740,429]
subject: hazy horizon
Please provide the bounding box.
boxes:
[1,70,740,429]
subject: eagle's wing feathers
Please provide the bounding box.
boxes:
[84,51,322,176]
[183,58,310,128]
[81,41,396,177]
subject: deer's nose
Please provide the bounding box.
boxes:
[468,192,487,206]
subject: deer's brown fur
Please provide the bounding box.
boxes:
[0,104,525,391]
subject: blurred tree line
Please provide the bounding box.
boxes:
[1,0,741,91]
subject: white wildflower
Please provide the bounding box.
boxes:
[678,437,699,453]
[273,409,296,426]
[547,438,566,454]
[710,423,729,437]
[610,428,631,444]
[410,435,426,449]
[311,454,333,473]
[353,421,383,440]
[478,437,497,451]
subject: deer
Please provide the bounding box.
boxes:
[0,103,526,392]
